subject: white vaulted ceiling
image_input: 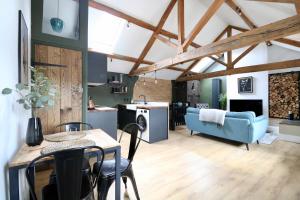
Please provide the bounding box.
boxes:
[88,0,299,80]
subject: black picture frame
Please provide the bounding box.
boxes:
[18,10,29,84]
[238,76,253,93]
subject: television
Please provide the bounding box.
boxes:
[230,99,263,116]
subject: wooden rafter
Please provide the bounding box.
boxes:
[232,44,259,65]
[177,59,300,81]
[182,0,225,51]
[176,60,200,79]
[227,27,233,69]
[230,25,300,48]
[275,38,300,47]
[246,0,296,3]
[131,15,300,76]
[154,34,178,49]
[89,1,202,49]
[178,0,185,53]
[128,0,177,75]
[175,26,229,79]
[209,55,227,67]
[295,1,300,14]
[226,0,272,46]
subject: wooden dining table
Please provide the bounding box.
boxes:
[8,129,121,200]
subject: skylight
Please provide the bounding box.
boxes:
[88,8,126,54]
[191,57,215,73]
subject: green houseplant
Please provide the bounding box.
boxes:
[218,93,227,110]
[2,67,58,146]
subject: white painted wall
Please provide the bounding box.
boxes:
[0,0,31,199]
[226,44,269,116]
[226,43,300,117]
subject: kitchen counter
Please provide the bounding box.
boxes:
[122,102,169,111]
[88,107,118,112]
[87,107,117,139]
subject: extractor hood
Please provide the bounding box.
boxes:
[88,51,107,86]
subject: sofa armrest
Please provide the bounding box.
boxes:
[254,115,267,123]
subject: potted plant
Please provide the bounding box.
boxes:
[218,93,227,110]
[2,67,58,146]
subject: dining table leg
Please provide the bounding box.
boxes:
[115,146,121,200]
[9,167,19,200]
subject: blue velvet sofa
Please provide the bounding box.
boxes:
[184,107,268,150]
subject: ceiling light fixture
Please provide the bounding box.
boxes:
[154,70,158,84]
[143,74,146,86]
[50,0,64,33]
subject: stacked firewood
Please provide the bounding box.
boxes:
[269,72,299,119]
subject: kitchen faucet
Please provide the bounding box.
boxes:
[139,94,147,105]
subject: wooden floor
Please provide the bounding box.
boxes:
[36,126,300,200]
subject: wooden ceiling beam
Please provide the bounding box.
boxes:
[295,1,300,14]
[89,1,204,49]
[177,0,185,53]
[177,59,300,81]
[275,38,300,47]
[128,0,177,75]
[227,27,233,69]
[182,0,225,51]
[176,60,200,80]
[154,34,178,49]
[175,26,230,79]
[131,15,300,76]
[246,0,296,3]
[230,25,300,48]
[232,44,259,65]
[88,49,154,65]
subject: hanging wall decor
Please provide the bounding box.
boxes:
[238,76,253,93]
[18,10,29,85]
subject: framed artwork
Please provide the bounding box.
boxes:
[18,10,29,85]
[238,76,253,93]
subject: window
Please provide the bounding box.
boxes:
[191,57,215,73]
[88,8,126,54]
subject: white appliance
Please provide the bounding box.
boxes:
[136,109,150,142]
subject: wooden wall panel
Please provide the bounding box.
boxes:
[133,77,172,103]
[35,45,49,134]
[35,45,82,134]
[47,46,61,134]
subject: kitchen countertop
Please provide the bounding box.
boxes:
[88,107,118,112]
[121,103,169,111]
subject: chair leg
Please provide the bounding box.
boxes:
[190,130,193,136]
[122,177,128,189]
[245,143,249,151]
[127,169,140,200]
[257,140,259,144]
[97,177,114,200]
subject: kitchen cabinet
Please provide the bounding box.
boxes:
[87,107,117,140]
[88,51,107,86]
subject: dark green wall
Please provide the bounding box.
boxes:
[31,0,89,120]
[88,72,138,107]
[199,64,227,107]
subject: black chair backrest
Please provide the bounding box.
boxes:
[26,146,104,200]
[56,122,93,132]
[118,123,144,164]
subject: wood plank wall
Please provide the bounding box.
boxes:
[35,45,82,134]
[132,77,172,103]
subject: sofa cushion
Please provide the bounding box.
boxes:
[226,111,256,123]
[186,107,200,114]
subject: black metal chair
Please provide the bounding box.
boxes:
[56,122,93,132]
[93,123,144,200]
[26,146,105,200]
[55,122,94,173]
